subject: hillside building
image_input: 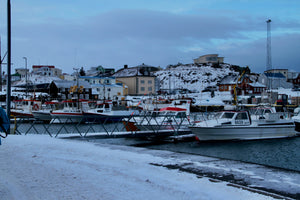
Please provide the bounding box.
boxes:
[193,54,224,64]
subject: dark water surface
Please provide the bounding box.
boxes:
[89,135,300,172]
[146,136,300,172]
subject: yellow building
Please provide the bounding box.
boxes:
[114,64,159,95]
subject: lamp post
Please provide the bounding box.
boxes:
[23,57,28,96]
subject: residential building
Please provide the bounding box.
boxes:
[79,76,125,99]
[91,83,124,100]
[114,64,159,95]
[32,65,62,77]
[15,68,29,79]
[86,66,115,76]
[193,54,224,64]
[219,73,266,95]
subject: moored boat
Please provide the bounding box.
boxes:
[32,101,61,123]
[83,100,139,123]
[10,99,41,118]
[189,110,296,141]
[292,107,300,133]
[50,100,89,123]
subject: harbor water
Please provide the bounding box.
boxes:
[145,136,300,172]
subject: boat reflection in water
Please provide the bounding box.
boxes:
[189,110,296,141]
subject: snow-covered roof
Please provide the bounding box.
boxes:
[248,82,266,87]
[51,80,91,88]
[91,84,123,88]
[219,74,239,85]
[114,64,159,77]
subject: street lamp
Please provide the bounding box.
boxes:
[23,57,28,96]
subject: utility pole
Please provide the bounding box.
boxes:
[0,36,2,92]
[266,19,272,71]
[7,0,11,118]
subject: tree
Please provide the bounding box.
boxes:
[79,67,86,76]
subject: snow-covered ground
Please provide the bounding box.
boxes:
[0,135,292,200]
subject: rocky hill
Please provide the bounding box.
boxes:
[154,63,239,92]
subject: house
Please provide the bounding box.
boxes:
[15,68,29,79]
[79,76,115,85]
[193,54,224,65]
[79,75,126,99]
[259,73,293,90]
[291,73,300,89]
[113,64,159,95]
[86,66,115,77]
[32,65,62,77]
[219,73,265,95]
[91,83,124,100]
[49,80,92,100]
[218,73,239,92]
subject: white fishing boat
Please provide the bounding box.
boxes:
[50,100,89,123]
[292,106,300,133]
[32,101,61,123]
[83,100,139,123]
[11,99,41,118]
[189,110,296,141]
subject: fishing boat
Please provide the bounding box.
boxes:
[32,100,61,123]
[292,106,300,133]
[83,100,139,123]
[189,110,296,141]
[10,99,41,118]
[50,99,89,123]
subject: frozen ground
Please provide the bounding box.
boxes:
[0,135,298,200]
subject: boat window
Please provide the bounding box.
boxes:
[176,112,186,118]
[221,112,234,119]
[236,112,248,120]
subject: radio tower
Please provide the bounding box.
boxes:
[266,19,272,71]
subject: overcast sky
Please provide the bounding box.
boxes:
[0,0,299,74]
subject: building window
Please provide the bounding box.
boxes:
[148,80,152,84]
[141,87,145,91]
[141,80,145,84]
[148,87,152,91]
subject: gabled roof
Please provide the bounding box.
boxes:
[219,74,239,85]
[248,82,266,88]
[114,63,159,78]
[51,80,91,88]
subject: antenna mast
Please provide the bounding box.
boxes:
[266,19,272,71]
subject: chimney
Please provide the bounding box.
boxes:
[124,65,128,69]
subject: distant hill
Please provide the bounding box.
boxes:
[154,63,239,92]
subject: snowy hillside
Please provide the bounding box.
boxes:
[154,63,238,92]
